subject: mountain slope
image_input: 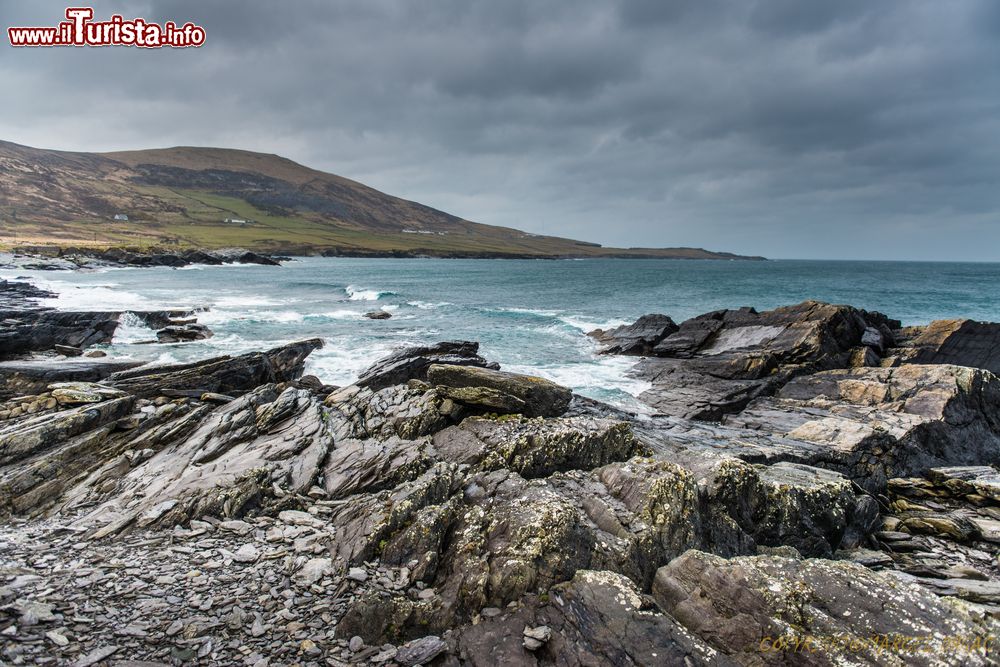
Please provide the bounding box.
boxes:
[0,140,763,259]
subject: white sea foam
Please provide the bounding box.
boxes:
[111,312,157,344]
[317,309,365,321]
[406,300,453,310]
[502,307,560,316]
[304,340,399,385]
[212,295,281,308]
[345,285,396,301]
[25,278,164,311]
[505,355,653,413]
[557,314,630,333]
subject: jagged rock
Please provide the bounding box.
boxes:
[891,319,1000,374]
[700,459,865,557]
[179,249,224,265]
[0,311,120,359]
[442,570,733,666]
[49,382,129,406]
[725,364,1000,489]
[3,294,1000,665]
[432,416,644,478]
[0,396,134,467]
[155,323,213,343]
[325,383,451,441]
[321,436,436,499]
[0,400,207,518]
[0,304,201,360]
[653,550,998,666]
[364,310,392,320]
[629,301,899,418]
[0,279,56,310]
[355,341,495,392]
[395,635,446,666]
[105,339,323,398]
[0,359,142,398]
[72,386,333,536]
[589,314,679,356]
[427,364,572,418]
[211,248,281,266]
[927,466,1000,502]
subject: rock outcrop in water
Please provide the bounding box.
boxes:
[1,246,282,271]
[0,279,215,361]
[1,291,1000,665]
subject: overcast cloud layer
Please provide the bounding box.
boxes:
[2,0,999,260]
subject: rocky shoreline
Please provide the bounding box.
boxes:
[1,280,999,665]
[1,247,283,272]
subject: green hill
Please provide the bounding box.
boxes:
[0,140,763,260]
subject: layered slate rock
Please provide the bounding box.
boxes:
[105,338,323,398]
[427,364,573,418]
[889,319,1000,374]
[442,570,735,666]
[725,364,1000,488]
[2,295,1000,666]
[588,314,678,356]
[0,341,324,523]
[625,301,899,419]
[155,322,213,343]
[0,278,56,310]
[71,385,333,537]
[325,449,864,640]
[355,341,496,392]
[324,383,451,441]
[653,550,998,666]
[0,311,121,359]
[432,416,641,477]
[0,358,143,398]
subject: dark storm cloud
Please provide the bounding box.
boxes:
[1,0,999,260]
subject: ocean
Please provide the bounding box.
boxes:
[6,257,1000,409]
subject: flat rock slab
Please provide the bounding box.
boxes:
[653,550,999,666]
[0,359,143,398]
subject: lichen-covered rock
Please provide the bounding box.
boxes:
[0,396,134,466]
[0,358,142,398]
[726,364,1000,489]
[432,416,644,478]
[652,550,1000,666]
[443,569,735,666]
[427,364,572,418]
[48,382,128,406]
[321,436,437,499]
[355,341,495,391]
[69,386,333,536]
[324,383,450,440]
[926,466,1000,502]
[702,460,863,557]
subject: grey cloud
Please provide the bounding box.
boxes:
[1,0,999,260]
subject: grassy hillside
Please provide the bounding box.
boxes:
[0,140,764,260]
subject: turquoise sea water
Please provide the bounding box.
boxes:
[5,258,1000,408]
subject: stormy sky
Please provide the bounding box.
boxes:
[2,1,999,260]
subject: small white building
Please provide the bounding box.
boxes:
[113,214,129,222]
[224,218,248,224]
